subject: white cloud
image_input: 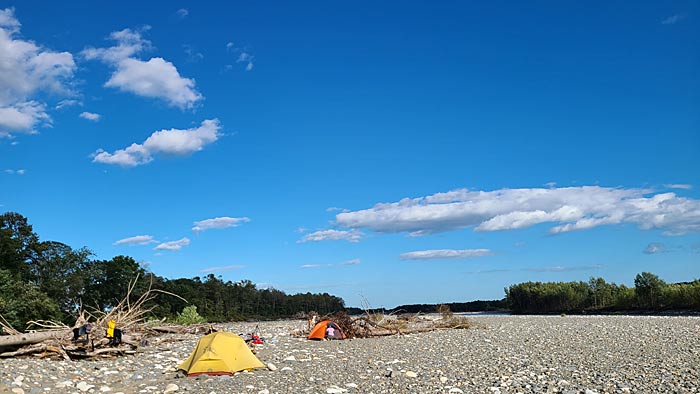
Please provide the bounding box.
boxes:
[200,265,245,273]
[297,229,363,243]
[92,119,221,166]
[0,8,76,136]
[236,52,254,72]
[301,264,325,269]
[300,258,361,269]
[0,101,49,133]
[4,168,25,175]
[192,216,250,232]
[525,265,602,272]
[176,8,189,19]
[643,242,667,254]
[400,249,493,261]
[466,269,512,274]
[664,184,692,190]
[226,42,235,51]
[326,207,349,213]
[82,28,202,109]
[79,111,101,121]
[661,14,683,25]
[154,237,190,251]
[113,235,157,246]
[335,186,700,236]
[55,99,80,109]
[0,8,21,32]
[183,44,203,62]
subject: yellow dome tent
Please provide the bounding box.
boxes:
[178,332,265,376]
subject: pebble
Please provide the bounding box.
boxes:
[0,317,696,393]
[163,383,178,393]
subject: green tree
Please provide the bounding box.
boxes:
[84,255,147,312]
[634,272,666,309]
[0,269,61,331]
[0,212,40,278]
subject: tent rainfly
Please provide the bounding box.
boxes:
[178,332,265,376]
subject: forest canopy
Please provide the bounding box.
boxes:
[0,212,345,331]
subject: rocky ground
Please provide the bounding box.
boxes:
[1,315,699,394]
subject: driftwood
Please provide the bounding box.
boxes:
[0,329,71,349]
[0,276,186,360]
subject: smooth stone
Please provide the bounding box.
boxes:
[284,356,296,361]
[405,371,417,378]
[76,382,94,392]
[440,377,448,383]
[164,383,179,393]
[267,363,278,371]
[258,390,269,394]
[99,386,112,392]
[12,388,25,394]
[448,389,464,394]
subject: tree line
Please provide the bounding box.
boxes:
[0,212,345,331]
[505,273,700,314]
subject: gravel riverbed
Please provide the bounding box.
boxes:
[1,315,698,393]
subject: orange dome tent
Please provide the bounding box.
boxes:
[308,320,345,340]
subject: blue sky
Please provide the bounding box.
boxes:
[1,1,698,308]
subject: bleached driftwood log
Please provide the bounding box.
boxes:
[0,330,70,349]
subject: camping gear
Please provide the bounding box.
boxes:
[178,332,265,376]
[72,324,92,343]
[106,320,122,346]
[308,320,345,340]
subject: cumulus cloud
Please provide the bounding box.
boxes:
[0,8,76,136]
[82,28,202,109]
[335,186,700,237]
[400,249,493,260]
[300,259,361,268]
[113,235,157,246]
[79,111,101,121]
[643,242,667,254]
[92,119,221,166]
[200,265,245,273]
[154,237,190,251]
[192,216,250,232]
[297,229,363,243]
